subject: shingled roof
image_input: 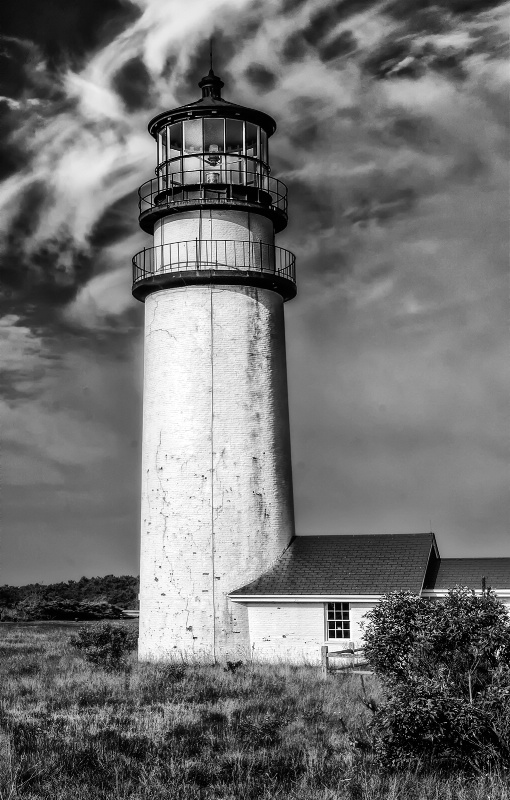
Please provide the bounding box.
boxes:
[424,558,510,590]
[230,533,436,596]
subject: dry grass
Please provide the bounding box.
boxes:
[0,623,508,799]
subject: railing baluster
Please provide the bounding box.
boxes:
[132,240,295,289]
[141,163,288,218]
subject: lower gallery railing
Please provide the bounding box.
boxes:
[132,239,296,286]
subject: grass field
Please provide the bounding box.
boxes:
[0,623,508,799]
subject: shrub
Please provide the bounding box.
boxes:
[363,587,510,771]
[362,591,430,684]
[70,622,138,670]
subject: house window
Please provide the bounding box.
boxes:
[326,603,350,639]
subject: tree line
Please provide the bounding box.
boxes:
[0,575,139,621]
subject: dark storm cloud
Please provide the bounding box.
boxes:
[363,39,425,80]
[0,36,71,112]
[380,113,440,152]
[281,31,308,63]
[469,25,508,59]
[318,30,357,63]
[281,0,309,13]
[400,7,453,34]
[363,37,468,80]
[302,7,337,46]
[0,0,141,69]
[0,35,79,190]
[177,33,237,103]
[245,64,277,93]
[2,233,94,309]
[89,195,138,251]
[0,107,26,181]
[384,0,505,19]
[428,47,467,79]
[232,16,264,40]
[286,119,320,150]
[0,38,31,98]
[281,1,369,64]
[359,261,395,285]
[0,181,95,315]
[344,187,417,226]
[302,0,375,45]
[285,178,339,234]
[112,57,154,112]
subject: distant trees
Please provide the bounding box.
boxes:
[0,575,139,620]
[363,587,510,771]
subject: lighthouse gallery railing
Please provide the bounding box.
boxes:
[132,240,296,286]
[139,158,288,217]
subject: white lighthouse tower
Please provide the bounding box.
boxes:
[133,69,296,661]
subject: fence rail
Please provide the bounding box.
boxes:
[132,239,296,286]
[321,643,371,676]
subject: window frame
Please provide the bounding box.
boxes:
[325,602,351,641]
[154,118,271,187]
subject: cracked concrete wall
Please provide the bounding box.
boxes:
[139,283,294,661]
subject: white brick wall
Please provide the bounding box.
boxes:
[139,284,294,661]
[245,601,376,664]
[153,211,275,272]
[247,603,325,663]
[154,210,274,245]
[242,595,510,664]
[349,603,375,641]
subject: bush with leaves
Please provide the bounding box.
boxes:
[70,622,138,671]
[363,587,510,771]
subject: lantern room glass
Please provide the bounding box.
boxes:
[169,123,182,158]
[183,119,202,185]
[203,118,225,184]
[156,118,269,188]
[226,119,244,185]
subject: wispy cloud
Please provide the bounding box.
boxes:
[0,0,508,580]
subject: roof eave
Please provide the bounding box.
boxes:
[422,588,510,598]
[230,593,389,603]
[147,101,277,138]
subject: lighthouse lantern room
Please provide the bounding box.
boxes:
[133,68,296,661]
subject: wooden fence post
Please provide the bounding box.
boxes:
[321,645,328,676]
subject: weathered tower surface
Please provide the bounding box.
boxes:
[133,69,296,661]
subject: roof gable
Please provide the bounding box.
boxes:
[424,558,510,590]
[230,533,436,597]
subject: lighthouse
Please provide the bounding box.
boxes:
[132,68,296,661]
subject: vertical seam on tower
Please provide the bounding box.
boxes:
[210,284,216,663]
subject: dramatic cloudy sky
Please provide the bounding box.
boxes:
[0,0,508,584]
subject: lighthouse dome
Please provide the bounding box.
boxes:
[147,69,276,138]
